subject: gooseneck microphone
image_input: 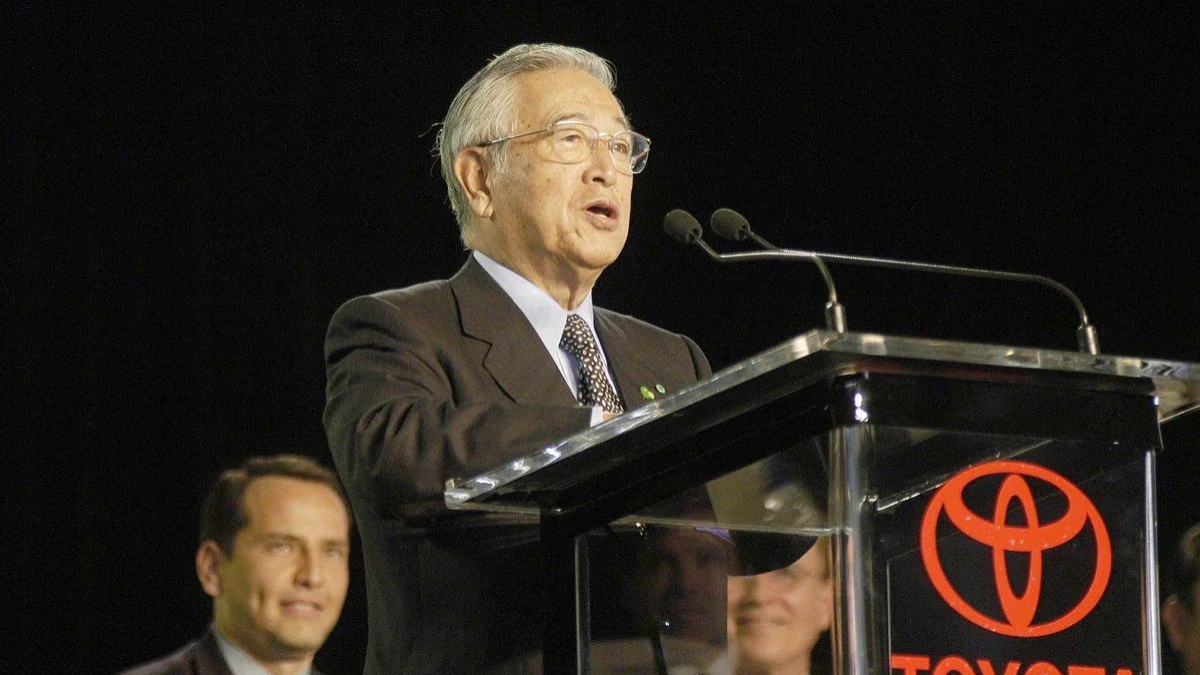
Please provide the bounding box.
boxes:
[665,208,1101,354]
[663,209,848,333]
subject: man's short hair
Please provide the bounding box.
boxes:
[199,454,350,554]
[435,43,618,244]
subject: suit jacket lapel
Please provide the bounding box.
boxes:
[450,257,578,406]
[594,310,661,411]
[198,629,236,675]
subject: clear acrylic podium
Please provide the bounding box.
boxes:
[445,331,1200,675]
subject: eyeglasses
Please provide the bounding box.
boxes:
[478,121,651,175]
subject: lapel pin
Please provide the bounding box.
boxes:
[640,384,667,401]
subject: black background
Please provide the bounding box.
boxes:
[8,3,1200,673]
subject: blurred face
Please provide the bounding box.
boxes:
[198,476,351,666]
[481,67,633,300]
[728,539,833,674]
[1165,582,1200,675]
[645,529,730,647]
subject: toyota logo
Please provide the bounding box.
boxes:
[919,460,1111,637]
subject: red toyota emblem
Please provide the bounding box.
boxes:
[919,460,1111,637]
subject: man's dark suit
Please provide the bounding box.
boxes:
[118,629,330,675]
[323,257,711,674]
[117,631,232,675]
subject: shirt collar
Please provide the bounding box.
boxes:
[213,626,313,675]
[473,251,596,354]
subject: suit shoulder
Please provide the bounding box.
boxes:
[327,279,459,334]
[595,307,711,378]
[116,632,233,675]
[596,307,691,341]
[114,640,203,675]
[339,278,454,313]
[597,307,705,355]
[371,278,453,305]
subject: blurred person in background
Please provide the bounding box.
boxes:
[118,455,351,675]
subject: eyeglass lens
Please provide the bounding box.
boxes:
[547,123,649,174]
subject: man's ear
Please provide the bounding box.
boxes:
[1164,594,1188,651]
[454,147,495,220]
[196,541,225,599]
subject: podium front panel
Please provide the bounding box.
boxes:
[444,332,1200,674]
[575,428,1155,674]
[882,442,1148,673]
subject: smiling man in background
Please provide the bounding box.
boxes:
[119,454,351,675]
[727,537,833,675]
[1165,523,1200,675]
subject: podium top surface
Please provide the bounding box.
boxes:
[444,330,1200,509]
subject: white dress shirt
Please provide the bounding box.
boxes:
[214,627,315,675]
[474,251,618,423]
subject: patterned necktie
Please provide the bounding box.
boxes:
[559,314,624,414]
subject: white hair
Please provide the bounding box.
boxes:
[434,43,618,246]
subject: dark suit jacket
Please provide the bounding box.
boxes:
[324,257,711,674]
[116,631,232,675]
[117,629,327,675]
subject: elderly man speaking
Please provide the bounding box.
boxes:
[323,43,711,674]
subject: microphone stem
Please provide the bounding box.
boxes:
[811,250,1097,353]
[717,248,1100,355]
[749,233,842,305]
[692,238,847,333]
[691,209,1100,354]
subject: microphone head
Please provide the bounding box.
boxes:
[710,208,751,241]
[663,209,704,244]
